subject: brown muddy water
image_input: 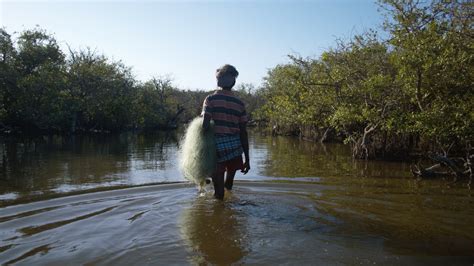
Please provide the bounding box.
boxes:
[0,131,473,265]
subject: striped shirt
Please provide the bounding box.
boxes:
[202,89,248,135]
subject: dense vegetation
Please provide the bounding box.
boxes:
[0,0,472,163]
[0,27,262,135]
[0,28,242,134]
[256,0,473,159]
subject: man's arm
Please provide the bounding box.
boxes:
[202,114,211,131]
[201,96,211,131]
[240,123,250,174]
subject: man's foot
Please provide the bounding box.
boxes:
[214,193,224,200]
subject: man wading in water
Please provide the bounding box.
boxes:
[202,64,250,200]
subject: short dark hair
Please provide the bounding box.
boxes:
[216,64,238,89]
[216,64,239,79]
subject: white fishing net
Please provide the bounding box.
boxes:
[179,117,216,190]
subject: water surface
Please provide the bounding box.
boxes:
[0,132,473,264]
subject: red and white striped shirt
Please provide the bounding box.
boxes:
[202,90,248,135]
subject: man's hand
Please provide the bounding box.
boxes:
[241,161,250,174]
[239,124,250,175]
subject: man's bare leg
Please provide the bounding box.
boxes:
[212,166,225,200]
[224,169,237,190]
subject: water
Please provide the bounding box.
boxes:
[0,131,473,265]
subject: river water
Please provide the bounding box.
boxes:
[0,131,473,265]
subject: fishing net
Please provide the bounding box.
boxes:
[179,117,216,189]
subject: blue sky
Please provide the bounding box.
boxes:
[1,0,384,90]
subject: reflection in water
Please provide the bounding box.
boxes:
[180,193,246,265]
[251,134,411,179]
[1,130,416,203]
[0,131,181,199]
[1,130,473,263]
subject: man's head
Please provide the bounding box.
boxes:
[216,64,239,90]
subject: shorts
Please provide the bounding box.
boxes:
[216,155,243,173]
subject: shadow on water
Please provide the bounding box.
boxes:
[180,194,247,265]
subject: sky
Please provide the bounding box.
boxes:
[1,0,385,91]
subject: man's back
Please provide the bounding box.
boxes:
[202,90,247,135]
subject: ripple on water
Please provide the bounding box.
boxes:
[0,181,473,265]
